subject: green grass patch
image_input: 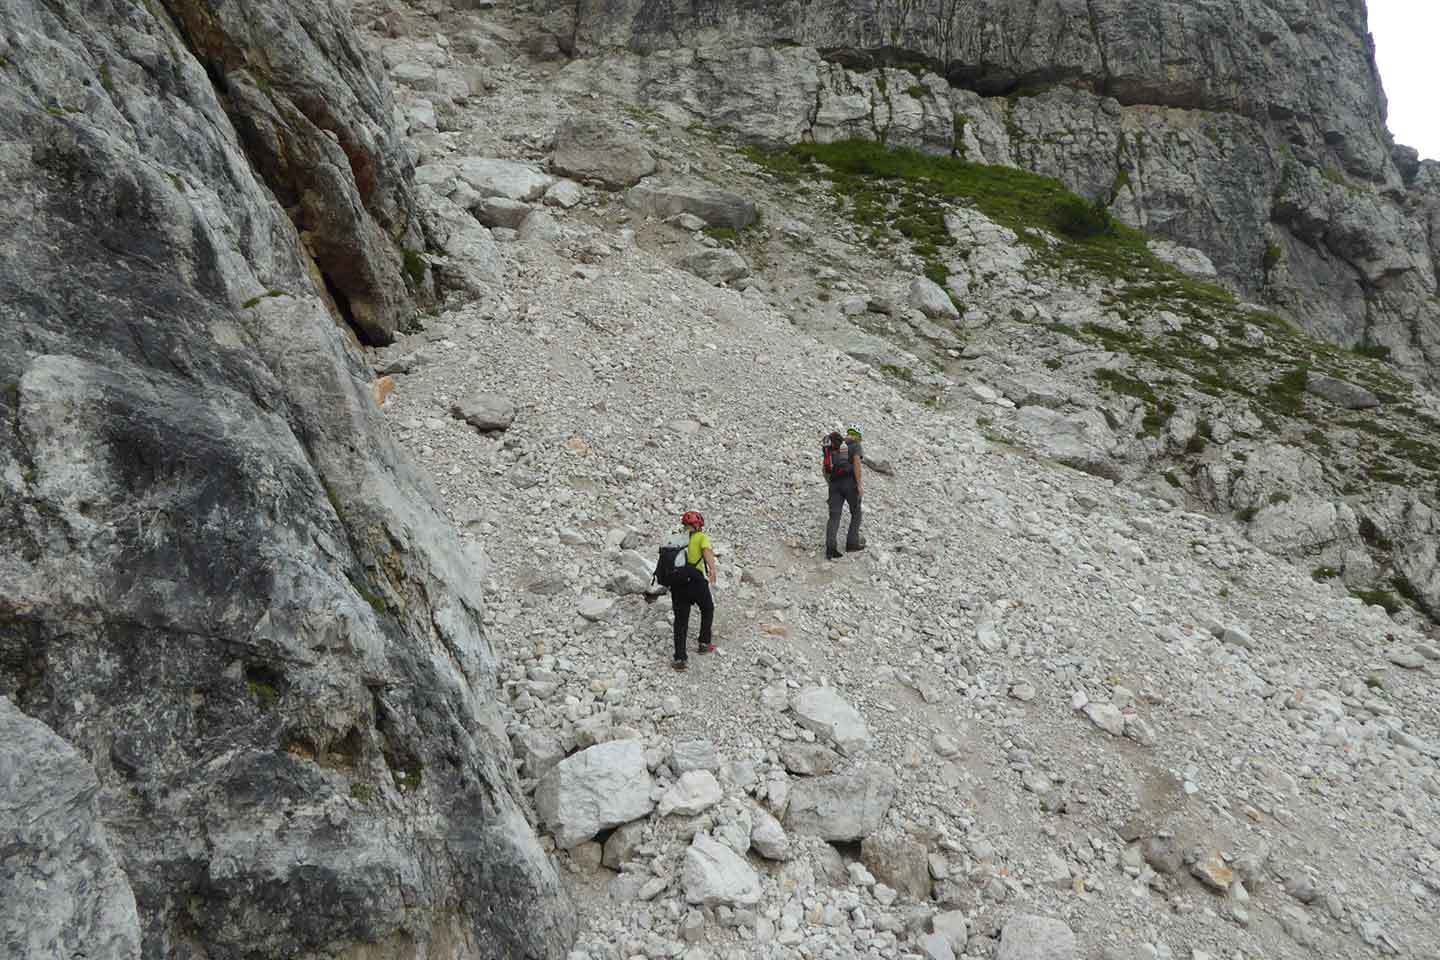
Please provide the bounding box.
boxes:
[1352,588,1401,614]
[1312,566,1341,581]
[349,782,378,803]
[241,289,285,309]
[1264,366,1309,416]
[247,680,279,709]
[402,248,427,289]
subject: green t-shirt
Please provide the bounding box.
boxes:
[686,531,713,572]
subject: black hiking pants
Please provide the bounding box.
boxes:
[671,578,714,661]
[826,476,863,553]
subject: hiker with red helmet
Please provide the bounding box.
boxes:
[669,510,718,671]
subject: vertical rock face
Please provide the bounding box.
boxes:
[0,2,571,958]
[548,0,1440,384]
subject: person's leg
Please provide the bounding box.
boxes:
[845,481,864,550]
[696,581,715,651]
[672,588,691,662]
[826,483,844,557]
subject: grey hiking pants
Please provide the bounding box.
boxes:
[826,477,862,553]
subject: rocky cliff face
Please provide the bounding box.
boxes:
[544,0,1440,385]
[0,1,570,957]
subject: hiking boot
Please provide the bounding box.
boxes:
[825,549,843,560]
[697,643,716,655]
[672,658,688,671]
[846,542,866,553]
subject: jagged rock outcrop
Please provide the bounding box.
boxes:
[162,0,421,344]
[547,0,1440,385]
[0,1,571,957]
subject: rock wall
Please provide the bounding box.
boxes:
[546,0,1440,385]
[1,697,142,960]
[0,1,572,957]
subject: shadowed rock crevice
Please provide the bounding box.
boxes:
[157,0,420,345]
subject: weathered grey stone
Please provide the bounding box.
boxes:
[671,739,721,773]
[536,740,656,849]
[552,116,658,188]
[681,248,751,283]
[682,833,763,907]
[779,743,839,776]
[1148,239,1219,278]
[1306,374,1381,409]
[520,209,563,244]
[0,698,141,960]
[475,196,533,229]
[658,770,724,817]
[789,686,870,755]
[455,156,555,201]
[602,821,648,869]
[451,391,517,431]
[933,910,970,952]
[997,914,1076,960]
[750,809,793,861]
[625,181,757,230]
[417,189,502,296]
[514,728,566,780]
[909,276,960,320]
[919,932,956,960]
[860,830,932,901]
[784,766,895,842]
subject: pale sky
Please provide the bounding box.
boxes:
[1368,0,1438,160]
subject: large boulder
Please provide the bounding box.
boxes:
[784,766,895,842]
[625,181,758,230]
[0,698,141,960]
[0,3,574,956]
[789,686,871,755]
[536,740,656,848]
[1306,373,1381,409]
[681,833,763,907]
[451,391,517,432]
[450,157,555,202]
[552,116,657,188]
[860,830,932,900]
[996,915,1076,960]
[681,248,751,283]
[417,189,502,296]
[909,276,960,320]
[658,770,724,817]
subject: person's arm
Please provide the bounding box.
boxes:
[703,547,717,585]
[853,452,863,498]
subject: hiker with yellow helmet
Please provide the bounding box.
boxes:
[822,426,865,559]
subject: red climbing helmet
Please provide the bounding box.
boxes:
[681,510,705,530]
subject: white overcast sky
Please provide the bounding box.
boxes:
[1368,0,1438,160]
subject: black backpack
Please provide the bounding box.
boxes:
[653,536,701,588]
